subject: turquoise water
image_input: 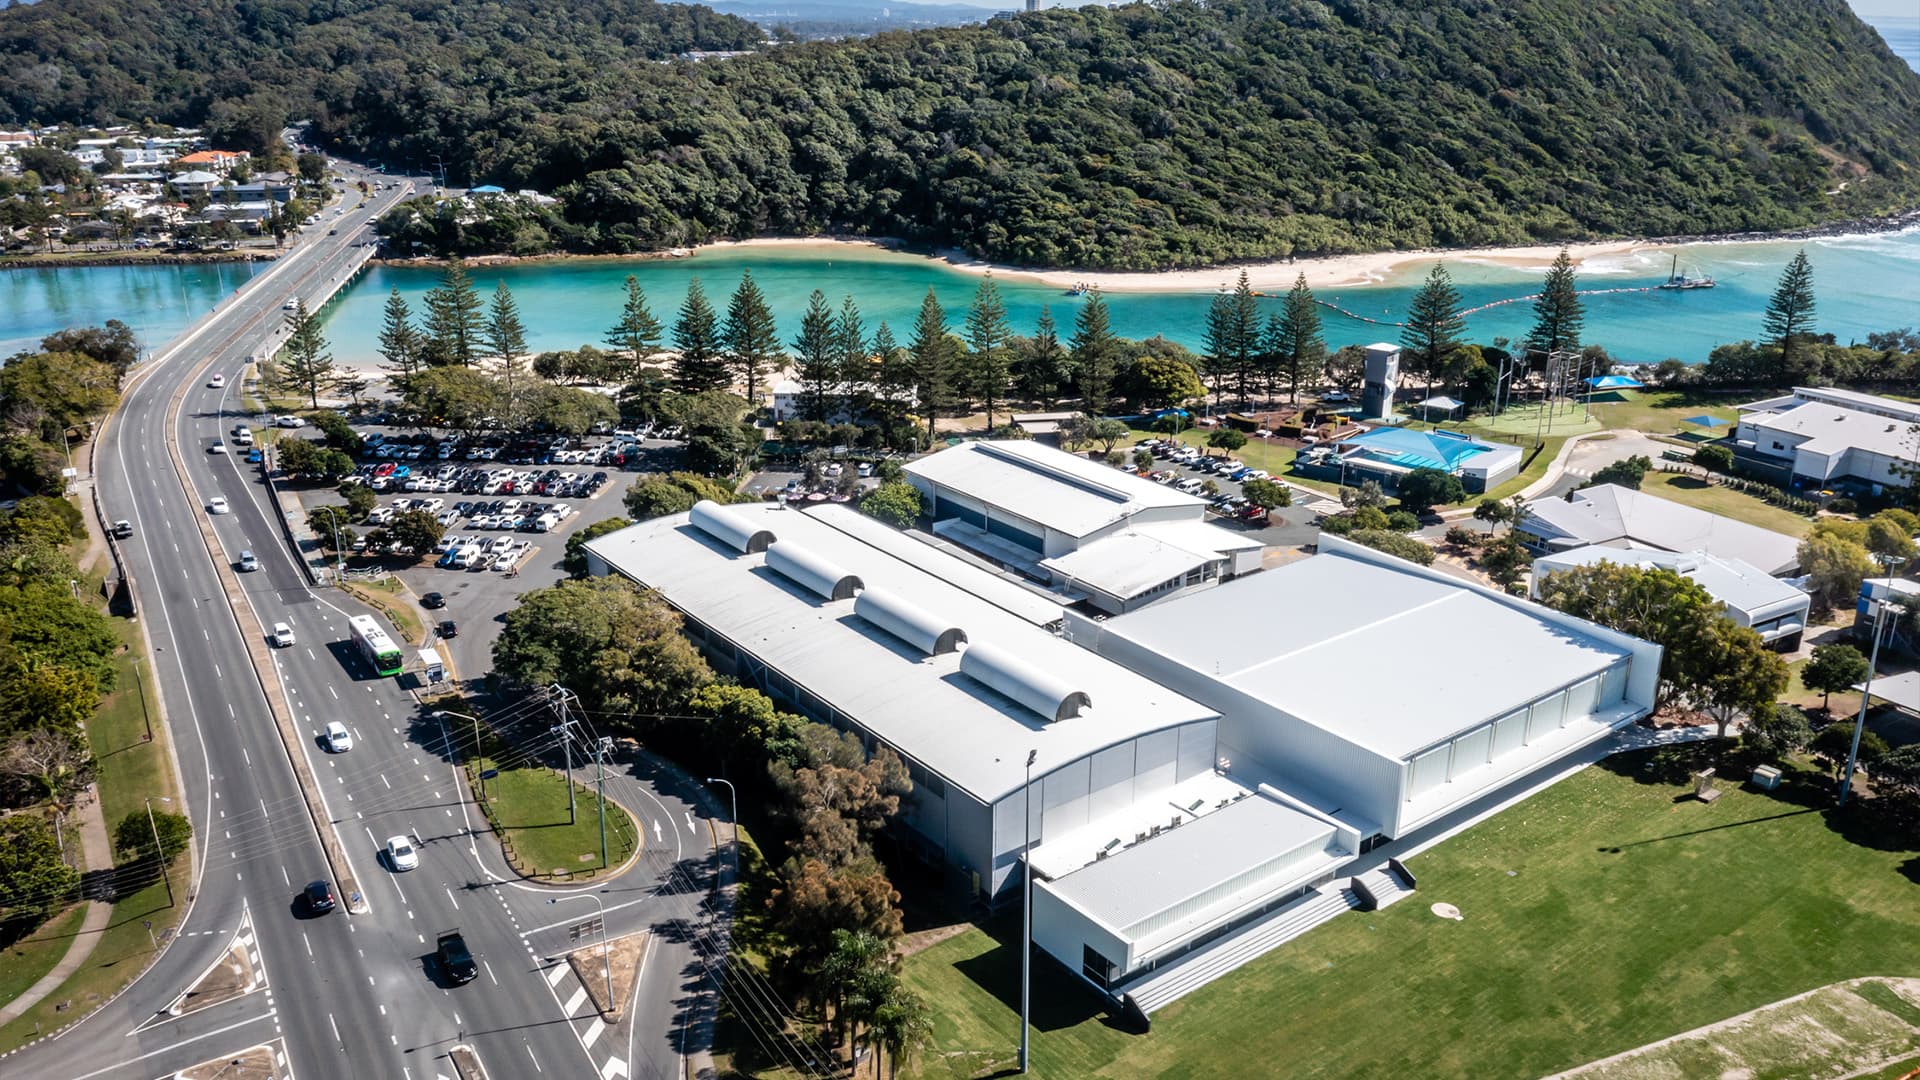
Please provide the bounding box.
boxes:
[5,231,1918,367]
[0,261,265,358]
[298,230,1920,367]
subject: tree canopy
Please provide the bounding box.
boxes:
[14,0,1915,268]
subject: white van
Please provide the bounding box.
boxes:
[532,512,560,533]
[453,544,482,569]
[1176,478,1205,495]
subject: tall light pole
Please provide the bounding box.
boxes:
[145,796,175,907]
[1019,747,1036,1075]
[1841,567,1905,806]
[436,709,486,799]
[549,894,613,1015]
[706,777,740,879]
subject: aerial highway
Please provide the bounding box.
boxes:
[13,159,734,1080]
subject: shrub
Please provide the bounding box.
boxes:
[1828,497,1858,515]
[1691,444,1735,473]
[1348,529,1435,566]
[859,480,922,528]
[1444,524,1481,549]
[1384,509,1421,533]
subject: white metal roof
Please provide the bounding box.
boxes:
[584,501,1216,803]
[1522,484,1802,575]
[1040,533,1212,601]
[1857,670,1920,713]
[1532,546,1808,620]
[1743,400,1920,463]
[1045,791,1337,935]
[905,440,1205,538]
[1079,541,1635,761]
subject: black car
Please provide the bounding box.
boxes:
[438,619,458,639]
[421,592,446,610]
[305,879,336,914]
[436,929,478,984]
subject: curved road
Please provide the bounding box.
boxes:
[12,162,729,1080]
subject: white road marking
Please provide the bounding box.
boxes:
[484,960,498,985]
[583,1018,605,1047]
[684,811,697,834]
[280,866,290,886]
[445,886,459,910]
[546,963,571,987]
[525,1044,542,1073]
[302,933,312,957]
[652,820,661,844]
[564,986,588,1014]
[328,1012,341,1044]
[328,685,339,700]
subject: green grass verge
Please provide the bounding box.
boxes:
[1639,471,1812,538]
[0,905,89,1007]
[895,746,1920,1080]
[0,604,186,1054]
[473,762,640,881]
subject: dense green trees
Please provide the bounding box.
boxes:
[16,0,1918,267]
[672,278,729,395]
[908,290,953,441]
[1801,643,1869,714]
[722,270,783,406]
[422,260,483,368]
[0,813,78,926]
[859,481,922,528]
[493,576,713,719]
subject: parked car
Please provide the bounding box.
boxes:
[247,448,264,464]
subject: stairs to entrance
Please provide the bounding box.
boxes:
[1351,861,1417,911]
[1120,886,1363,1019]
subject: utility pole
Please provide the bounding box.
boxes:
[550,685,578,825]
[595,736,613,869]
[145,796,175,907]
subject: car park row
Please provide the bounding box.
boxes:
[1132,437,1277,522]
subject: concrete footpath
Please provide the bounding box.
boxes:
[0,787,114,1025]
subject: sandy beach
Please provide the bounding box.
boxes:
[690,235,1657,293]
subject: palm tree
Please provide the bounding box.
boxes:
[872,984,933,1080]
[819,929,888,1053]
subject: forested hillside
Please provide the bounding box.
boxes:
[5,0,1920,269]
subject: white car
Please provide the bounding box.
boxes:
[208,373,226,388]
[271,622,295,648]
[208,496,230,515]
[385,835,419,872]
[323,721,353,753]
[275,416,307,429]
[208,440,228,454]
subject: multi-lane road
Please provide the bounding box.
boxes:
[13,161,732,1080]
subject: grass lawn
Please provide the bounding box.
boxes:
[0,612,187,1054]
[342,579,423,645]
[0,905,88,1006]
[473,762,640,880]
[1639,472,1813,538]
[894,745,1920,1080]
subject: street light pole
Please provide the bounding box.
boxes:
[1020,747,1036,1074]
[435,710,485,799]
[145,796,175,907]
[595,737,612,870]
[549,894,613,1015]
[706,777,740,879]
[1841,575,1903,806]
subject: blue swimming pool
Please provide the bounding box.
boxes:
[1345,427,1490,472]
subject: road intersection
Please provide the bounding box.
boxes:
[12,160,732,1080]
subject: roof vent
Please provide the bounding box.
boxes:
[960,641,1091,722]
[690,500,774,554]
[765,541,863,601]
[855,587,966,655]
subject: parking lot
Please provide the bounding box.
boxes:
[318,423,688,682]
[1127,436,1330,546]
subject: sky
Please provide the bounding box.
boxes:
[1849,1,1919,18]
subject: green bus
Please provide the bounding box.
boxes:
[348,614,404,677]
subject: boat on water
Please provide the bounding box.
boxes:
[1658,252,1716,290]
[1064,281,1093,296]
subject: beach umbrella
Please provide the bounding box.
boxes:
[1681,414,1731,429]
